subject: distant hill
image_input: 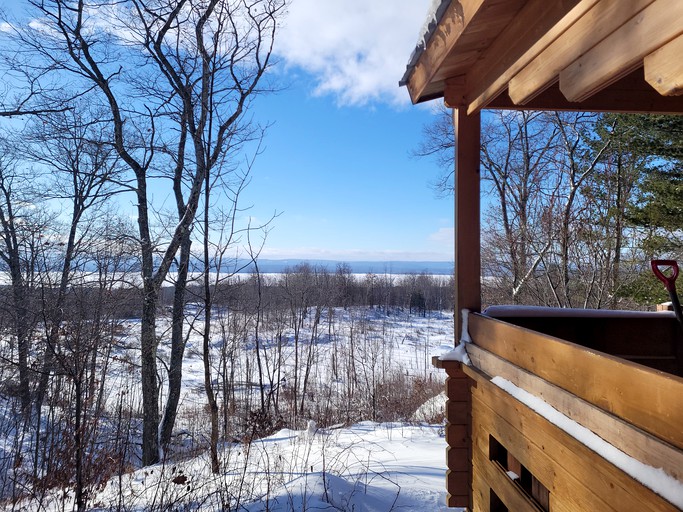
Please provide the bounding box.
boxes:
[239,259,454,275]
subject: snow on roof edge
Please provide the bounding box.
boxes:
[399,0,451,88]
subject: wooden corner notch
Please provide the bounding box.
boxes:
[444,75,468,108]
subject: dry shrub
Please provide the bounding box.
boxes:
[375,372,443,423]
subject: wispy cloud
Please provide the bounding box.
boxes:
[429,227,454,245]
[276,0,431,107]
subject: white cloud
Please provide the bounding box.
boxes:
[276,0,432,107]
[429,227,454,245]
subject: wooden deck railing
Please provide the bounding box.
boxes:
[436,312,683,511]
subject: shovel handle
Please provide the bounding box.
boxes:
[651,260,679,293]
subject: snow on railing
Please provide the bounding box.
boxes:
[439,309,471,365]
[491,376,683,509]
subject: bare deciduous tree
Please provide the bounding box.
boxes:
[11,0,285,465]
[0,137,39,417]
[416,108,650,308]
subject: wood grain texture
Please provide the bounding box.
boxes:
[469,313,683,450]
[560,0,683,101]
[472,447,544,512]
[453,108,481,339]
[488,68,683,113]
[645,33,683,95]
[466,366,679,511]
[474,311,683,375]
[405,0,484,104]
[464,0,585,113]
[467,343,683,481]
[443,358,474,509]
[509,0,654,105]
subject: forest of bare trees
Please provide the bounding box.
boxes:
[0,0,288,505]
[0,245,452,506]
[0,2,462,507]
[416,106,683,309]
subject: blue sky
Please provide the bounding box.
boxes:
[2,0,453,262]
[241,0,453,262]
[243,76,452,262]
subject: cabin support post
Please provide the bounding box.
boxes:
[444,107,480,509]
[453,107,481,337]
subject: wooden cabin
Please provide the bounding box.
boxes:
[401,1,683,510]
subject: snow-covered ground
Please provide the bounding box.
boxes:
[10,421,454,511]
[149,307,457,441]
[0,307,460,511]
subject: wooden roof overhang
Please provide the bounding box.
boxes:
[403,0,683,114]
[402,0,683,336]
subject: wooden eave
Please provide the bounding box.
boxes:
[405,0,683,114]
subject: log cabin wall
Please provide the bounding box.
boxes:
[437,314,683,511]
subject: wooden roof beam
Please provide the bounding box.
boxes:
[508,0,654,106]
[465,0,590,114]
[444,76,467,108]
[489,69,683,114]
[645,34,683,96]
[560,0,683,102]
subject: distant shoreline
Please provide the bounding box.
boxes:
[239,258,455,275]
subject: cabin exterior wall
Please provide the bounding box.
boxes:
[436,314,683,511]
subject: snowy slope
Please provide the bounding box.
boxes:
[7,422,457,511]
[0,307,460,511]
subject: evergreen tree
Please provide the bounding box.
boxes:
[627,115,683,257]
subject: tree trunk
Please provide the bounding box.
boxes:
[203,290,219,473]
[140,283,160,466]
[160,234,192,450]
[12,272,32,417]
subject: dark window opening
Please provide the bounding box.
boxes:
[490,489,509,512]
[489,435,550,511]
